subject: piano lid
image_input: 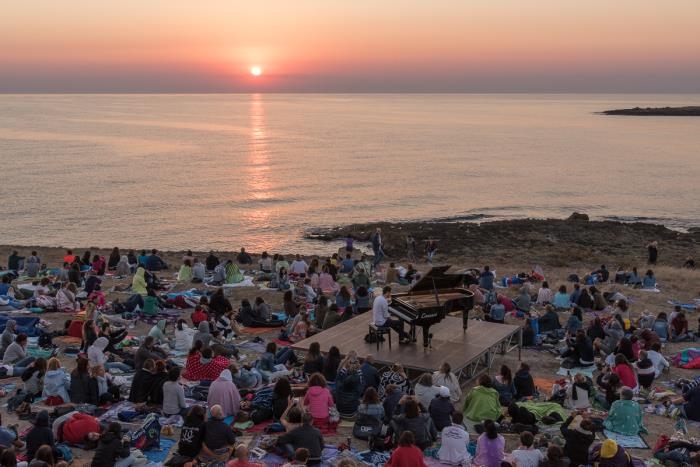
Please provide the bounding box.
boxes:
[408,265,464,294]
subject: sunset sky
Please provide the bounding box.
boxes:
[2,0,699,92]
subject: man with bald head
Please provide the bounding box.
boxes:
[201,404,236,459]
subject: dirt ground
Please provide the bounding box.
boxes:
[1,220,699,463]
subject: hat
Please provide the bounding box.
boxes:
[600,439,618,458]
[438,386,450,398]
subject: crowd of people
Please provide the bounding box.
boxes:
[1,243,699,467]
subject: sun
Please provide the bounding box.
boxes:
[250,66,262,77]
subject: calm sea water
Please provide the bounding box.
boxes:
[1,94,699,253]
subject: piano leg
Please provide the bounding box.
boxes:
[421,325,432,348]
[462,309,470,331]
[409,324,417,343]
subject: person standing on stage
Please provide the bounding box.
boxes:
[372,286,410,344]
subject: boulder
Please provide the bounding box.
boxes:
[567,212,589,221]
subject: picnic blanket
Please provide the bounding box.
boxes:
[671,348,700,368]
[142,438,177,463]
[0,316,42,336]
[667,300,698,310]
[533,377,557,394]
[603,430,649,449]
[516,401,568,421]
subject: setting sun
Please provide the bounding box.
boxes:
[250,66,262,77]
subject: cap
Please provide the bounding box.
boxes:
[600,439,618,458]
[438,386,450,398]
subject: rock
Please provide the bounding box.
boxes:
[567,212,589,221]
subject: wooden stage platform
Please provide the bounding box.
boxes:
[292,315,522,384]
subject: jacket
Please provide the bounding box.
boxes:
[43,368,71,402]
[131,267,148,295]
[463,386,501,422]
[26,411,54,461]
[192,321,213,349]
[70,369,92,404]
[3,341,26,364]
[87,337,110,367]
[148,320,167,345]
[0,320,16,357]
[91,431,130,467]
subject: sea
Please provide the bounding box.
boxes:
[1,93,699,254]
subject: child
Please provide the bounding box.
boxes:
[510,431,544,467]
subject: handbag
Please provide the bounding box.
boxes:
[329,405,340,424]
[352,413,383,440]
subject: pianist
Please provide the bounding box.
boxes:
[373,286,411,344]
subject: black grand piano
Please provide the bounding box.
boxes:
[388,265,474,348]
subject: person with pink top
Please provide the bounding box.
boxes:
[303,373,334,429]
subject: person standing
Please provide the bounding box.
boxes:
[647,240,658,264]
[405,235,416,262]
[371,228,385,268]
[372,286,409,344]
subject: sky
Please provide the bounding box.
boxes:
[1,0,699,93]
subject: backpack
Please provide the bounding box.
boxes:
[131,412,161,451]
[38,331,53,349]
[352,414,383,440]
[55,443,73,462]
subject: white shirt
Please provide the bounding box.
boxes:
[438,424,471,465]
[647,349,670,377]
[372,295,390,326]
[290,260,308,275]
[511,447,544,467]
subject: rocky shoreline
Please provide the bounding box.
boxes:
[602,106,700,116]
[306,215,700,267]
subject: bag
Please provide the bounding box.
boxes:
[368,434,393,451]
[131,412,161,451]
[352,414,383,440]
[38,332,53,349]
[55,443,73,462]
[329,406,340,424]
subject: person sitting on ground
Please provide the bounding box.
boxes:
[589,286,607,311]
[437,412,471,466]
[128,358,157,403]
[236,248,252,265]
[652,311,671,342]
[321,346,341,383]
[432,362,462,403]
[612,353,637,390]
[228,443,264,467]
[303,373,334,428]
[390,397,437,449]
[277,409,324,467]
[595,371,621,410]
[358,386,384,421]
[89,365,121,404]
[537,281,553,305]
[588,439,633,467]
[384,263,399,284]
[414,373,440,410]
[463,374,501,422]
[563,373,592,410]
[3,333,34,369]
[561,331,595,368]
[553,285,571,310]
[134,336,166,370]
[18,358,47,404]
[539,445,569,467]
[148,319,170,347]
[564,307,584,337]
[41,357,70,405]
[642,269,656,289]
[511,430,544,466]
[177,259,193,282]
[604,387,647,435]
[0,320,17,360]
[491,364,515,406]
[145,249,167,271]
[429,386,455,432]
[207,369,241,419]
[201,405,236,461]
[251,297,284,326]
[378,363,412,400]
[56,282,80,312]
[69,357,91,404]
[671,312,693,342]
[90,422,134,467]
[514,362,536,400]
[302,342,324,376]
[98,323,128,353]
[255,342,295,383]
[175,406,206,465]
[162,366,188,417]
[26,411,56,462]
[335,373,362,418]
[386,431,427,467]
[473,419,505,467]
[513,286,532,313]
[538,305,561,334]
[599,318,623,355]
[560,412,595,467]
[321,304,342,330]
[360,354,379,390]
[174,319,196,352]
[635,350,655,390]
[647,342,670,377]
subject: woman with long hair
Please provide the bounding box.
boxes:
[491,364,515,406]
[432,362,462,403]
[473,419,505,467]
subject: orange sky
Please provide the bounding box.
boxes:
[2,0,699,92]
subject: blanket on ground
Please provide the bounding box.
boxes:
[516,402,568,421]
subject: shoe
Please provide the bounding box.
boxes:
[400,337,412,344]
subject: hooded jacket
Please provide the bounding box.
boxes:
[131,267,148,296]
[174,323,195,351]
[560,414,595,466]
[115,256,130,277]
[193,321,213,349]
[26,411,54,460]
[43,367,70,402]
[88,337,110,367]
[206,370,241,418]
[0,320,16,357]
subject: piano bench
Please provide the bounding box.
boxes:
[368,323,392,350]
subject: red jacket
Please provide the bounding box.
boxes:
[61,412,101,445]
[191,309,208,326]
[386,445,427,467]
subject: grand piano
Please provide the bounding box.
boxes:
[388,265,475,348]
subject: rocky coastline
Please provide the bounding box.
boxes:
[602,106,700,116]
